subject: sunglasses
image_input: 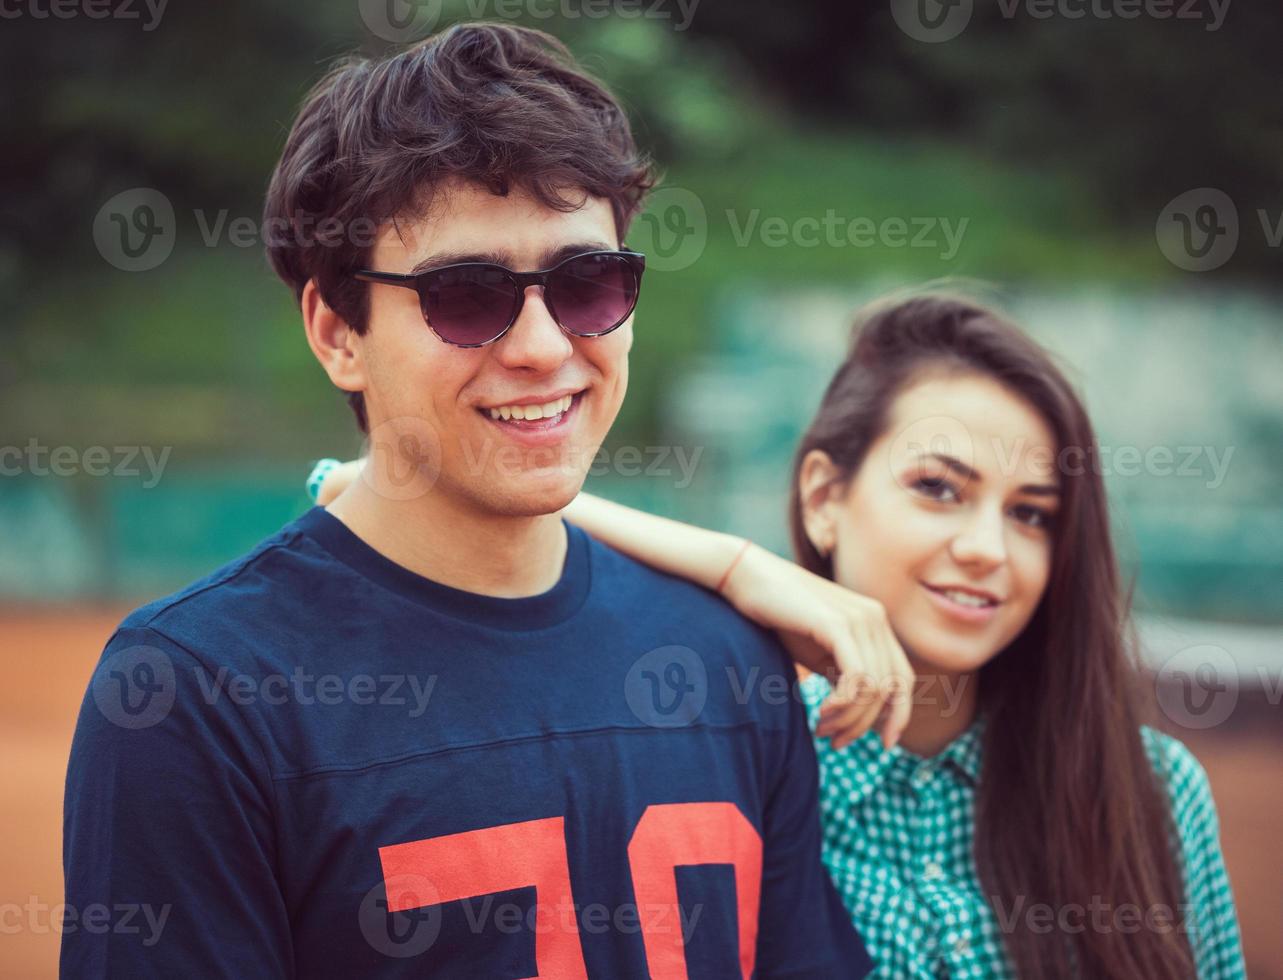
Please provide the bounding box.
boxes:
[353,249,646,348]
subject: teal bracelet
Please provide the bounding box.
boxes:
[306,458,342,503]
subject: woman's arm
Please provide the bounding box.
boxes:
[567,493,915,749]
[310,459,913,749]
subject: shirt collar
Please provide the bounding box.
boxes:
[936,711,985,784]
[834,711,986,805]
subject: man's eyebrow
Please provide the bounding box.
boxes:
[407,241,616,276]
[923,452,1060,496]
[408,249,510,275]
[538,241,618,268]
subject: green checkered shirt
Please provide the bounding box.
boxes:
[800,676,1247,979]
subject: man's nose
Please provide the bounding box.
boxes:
[492,286,574,372]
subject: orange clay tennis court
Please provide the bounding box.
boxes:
[3,606,1280,978]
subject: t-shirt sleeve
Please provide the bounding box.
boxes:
[753,665,873,979]
[1143,727,1247,980]
[61,625,293,977]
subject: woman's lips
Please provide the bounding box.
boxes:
[921,581,1001,625]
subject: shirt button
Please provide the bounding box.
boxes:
[912,765,932,787]
[954,936,971,955]
[923,861,944,881]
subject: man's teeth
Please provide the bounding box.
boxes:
[488,394,574,421]
[941,589,995,608]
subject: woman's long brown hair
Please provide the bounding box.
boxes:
[787,292,1195,978]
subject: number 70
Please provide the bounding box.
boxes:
[379,801,763,979]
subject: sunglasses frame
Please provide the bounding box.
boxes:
[353,248,646,349]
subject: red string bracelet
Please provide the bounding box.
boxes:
[716,538,753,594]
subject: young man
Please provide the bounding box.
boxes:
[62,24,871,978]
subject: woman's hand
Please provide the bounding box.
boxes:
[722,544,914,750]
[313,458,364,506]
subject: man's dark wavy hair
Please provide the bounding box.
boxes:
[263,22,656,431]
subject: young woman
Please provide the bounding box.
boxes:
[309,292,1246,978]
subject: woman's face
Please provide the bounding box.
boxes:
[804,371,1061,677]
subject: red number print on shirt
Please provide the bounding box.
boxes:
[377,802,763,979]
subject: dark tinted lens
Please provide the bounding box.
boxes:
[547,254,638,336]
[421,265,517,346]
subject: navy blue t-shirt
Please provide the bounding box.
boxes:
[62,507,871,978]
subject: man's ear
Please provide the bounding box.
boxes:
[797,449,845,558]
[301,279,366,394]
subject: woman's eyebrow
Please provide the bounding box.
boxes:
[1019,484,1061,497]
[925,452,1060,496]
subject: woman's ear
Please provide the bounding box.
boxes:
[798,449,845,558]
[302,279,366,394]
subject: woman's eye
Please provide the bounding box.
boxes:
[1011,503,1054,529]
[912,475,959,502]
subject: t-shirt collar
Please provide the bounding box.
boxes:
[293,506,592,632]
